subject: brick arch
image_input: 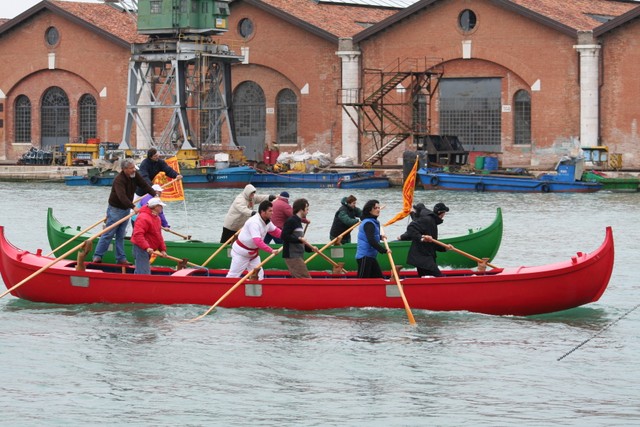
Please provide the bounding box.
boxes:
[437,57,531,93]
[5,69,100,148]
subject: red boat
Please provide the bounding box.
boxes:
[0,226,614,316]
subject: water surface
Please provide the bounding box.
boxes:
[0,183,638,425]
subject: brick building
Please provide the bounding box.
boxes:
[0,0,638,169]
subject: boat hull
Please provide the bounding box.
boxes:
[64,175,114,186]
[250,170,388,189]
[419,170,602,193]
[180,166,256,189]
[64,166,255,189]
[338,177,390,189]
[0,226,614,316]
[46,207,503,270]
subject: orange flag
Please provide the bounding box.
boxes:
[152,156,185,202]
[384,155,419,226]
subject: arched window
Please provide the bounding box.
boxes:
[514,90,531,145]
[41,87,69,147]
[233,81,266,161]
[78,94,97,141]
[14,95,31,143]
[276,89,297,145]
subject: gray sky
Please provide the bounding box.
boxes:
[0,0,101,20]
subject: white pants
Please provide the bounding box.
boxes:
[226,245,264,280]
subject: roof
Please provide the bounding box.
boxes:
[0,0,147,46]
[508,0,638,31]
[319,0,418,7]
[245,0,399,40]
[354,0,639,42]
[1,0,637,47]
[594,1,640,36]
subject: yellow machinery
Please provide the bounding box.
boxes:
[176,148,199,168]
[65,143,99,166]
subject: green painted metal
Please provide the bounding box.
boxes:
[582,171,640,192]
[137,0,230,36]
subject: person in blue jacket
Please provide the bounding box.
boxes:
[135,148,182,196]
[355,199,390,278]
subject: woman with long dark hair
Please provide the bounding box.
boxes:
[355,199,389,278]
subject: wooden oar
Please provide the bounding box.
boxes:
[0,212,135,300]
[300,239,346,274]
[45,217,105,257]
[429,237,499,269]
[314,249,347,274]
[305,221,360,264]
[45,181,175,257]
[201,228,241,268]
[381,225,416,325]
[153,251,206,270]
[162,227,191,240]
[187,248,283,322]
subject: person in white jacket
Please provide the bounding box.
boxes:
[220,184,274,242]
[226,200,282,280]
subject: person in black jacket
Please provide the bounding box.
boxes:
[93,158,157,264]
[398,202,452,277]
[281,198,318,278]
[135,148,182,196]
[329,195,362,244]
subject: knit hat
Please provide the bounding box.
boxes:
[279,191,290,199]
[433,202,450,214]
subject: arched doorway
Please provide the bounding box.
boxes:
[233,81,265,161]
[41,87,69,148]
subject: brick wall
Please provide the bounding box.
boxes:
[0,10,130,160]
[599,20,640,169]
[226,3,343,157]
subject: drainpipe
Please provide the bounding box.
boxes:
[336,38,360,162]
[573,33,601,148]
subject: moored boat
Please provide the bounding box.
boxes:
[46,207,503,270]
[419,170,602,193]
[419,157,603,193]
[0,225,614,316]
[581,171,640,192]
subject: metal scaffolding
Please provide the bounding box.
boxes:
[120,39,243,153]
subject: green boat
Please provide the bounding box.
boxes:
[47,207,503,270]
[582,171,640,192]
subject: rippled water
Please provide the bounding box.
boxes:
[1,182,639,425]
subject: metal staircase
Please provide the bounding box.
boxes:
[339,57,443,165]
